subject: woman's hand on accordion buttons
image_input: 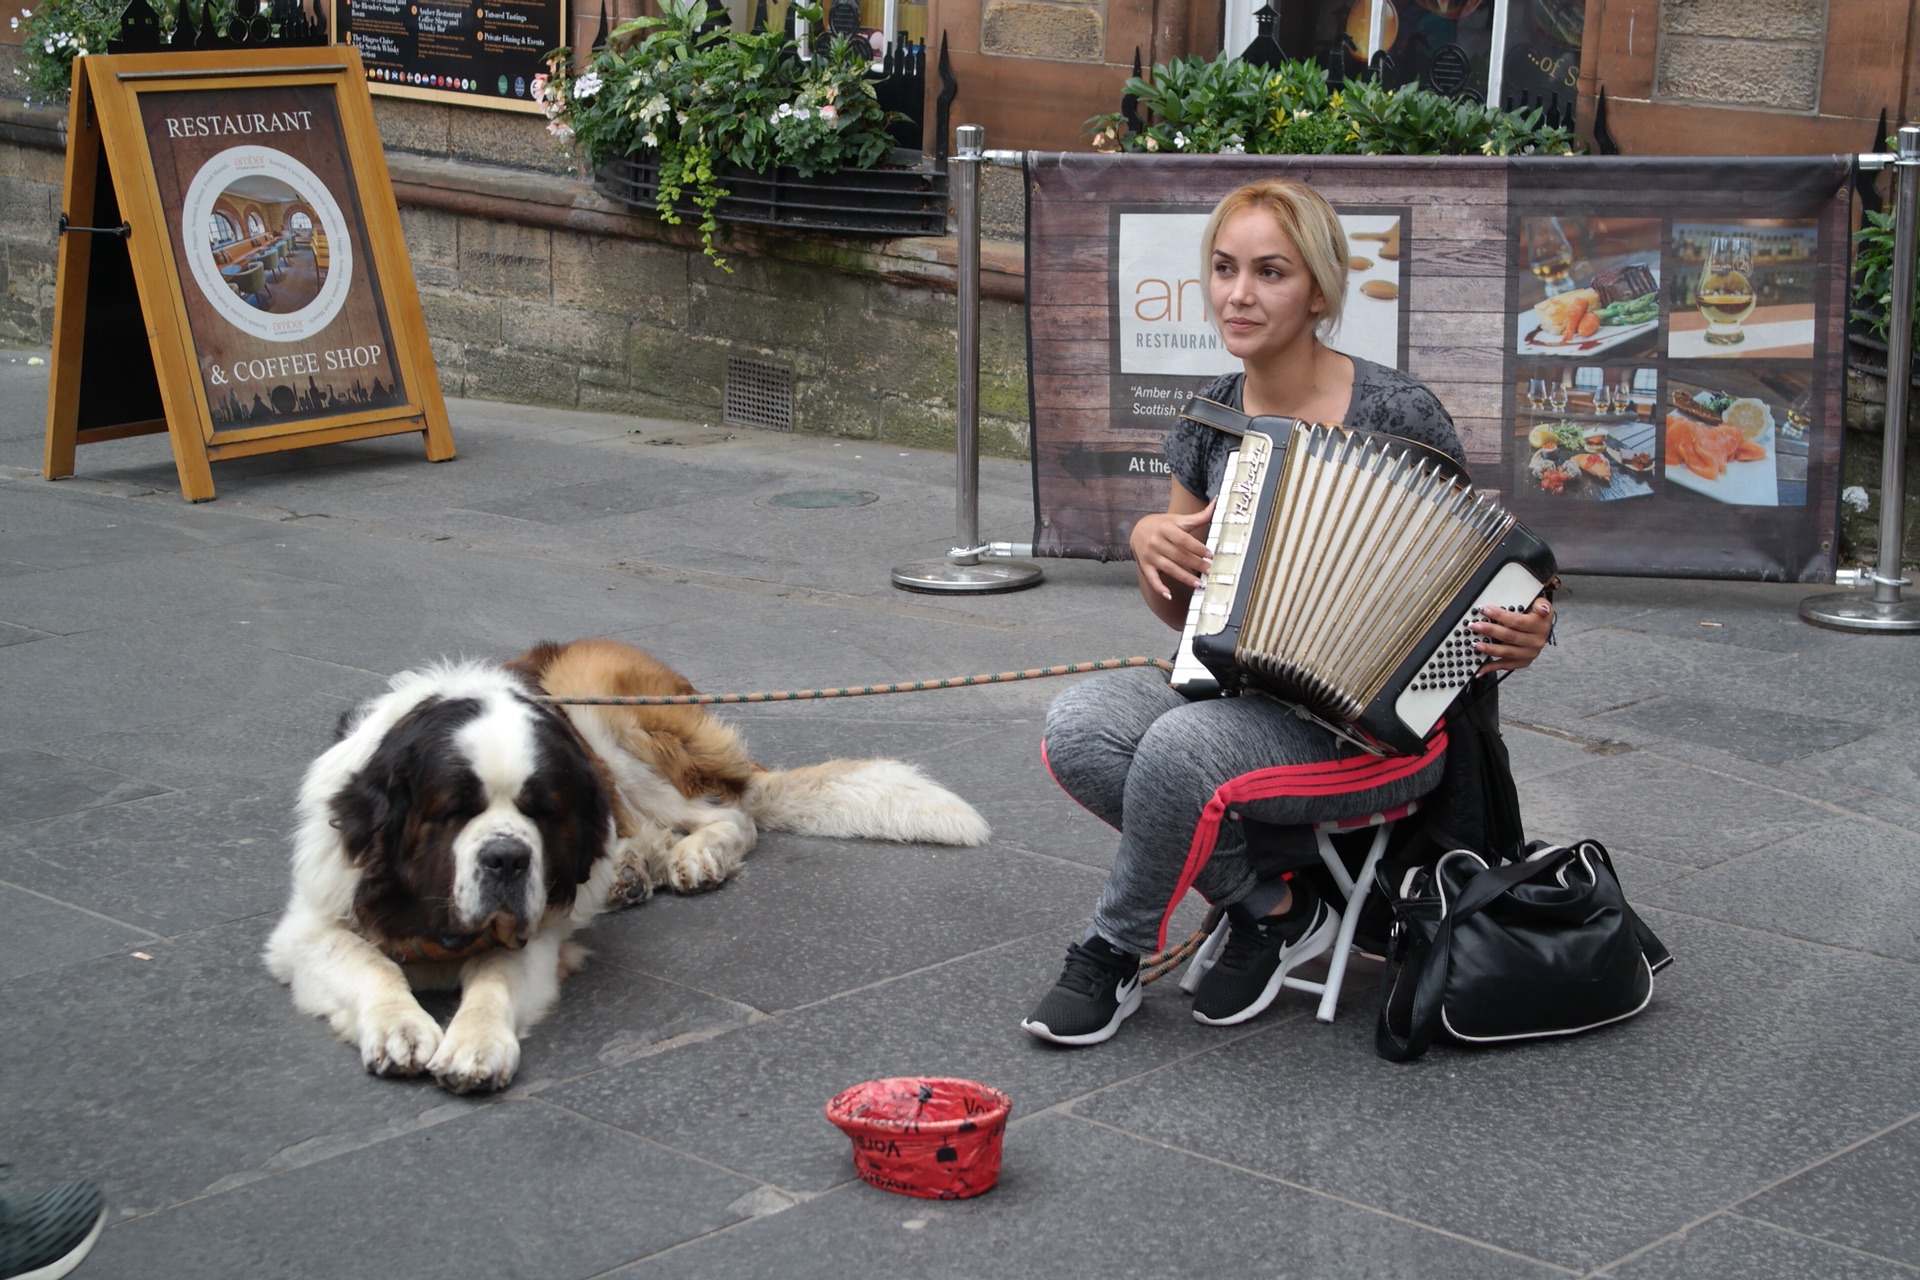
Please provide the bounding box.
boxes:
[1132,502,1215,602]
[1472,598,1552,674]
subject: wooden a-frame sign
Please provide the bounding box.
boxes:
[43,44,453,501]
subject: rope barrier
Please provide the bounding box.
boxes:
[540,656,1173,706]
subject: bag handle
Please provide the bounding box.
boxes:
[1376,849,1579,1062]
[1574,839,1674,974]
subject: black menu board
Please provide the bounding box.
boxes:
[337,0,563,113]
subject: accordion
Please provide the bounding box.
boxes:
[1169,401,1557,756]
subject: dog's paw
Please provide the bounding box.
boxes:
[358,1001,442,1078]
[655,826,747,892]
[428,1021,521,1095]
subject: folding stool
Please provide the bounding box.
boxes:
[1180,797,1422,1023]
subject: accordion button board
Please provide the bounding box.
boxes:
[1172,422,1557,755]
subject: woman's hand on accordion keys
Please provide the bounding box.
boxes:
[1131,499,1216,629]
[1472,598,1553,674]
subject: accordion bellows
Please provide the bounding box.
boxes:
[1174,412,1557,755]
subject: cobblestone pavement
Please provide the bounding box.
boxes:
[3,349,1917,1279]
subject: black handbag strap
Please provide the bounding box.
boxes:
[1374,841,1673,1061]
[1578,840,1674,973]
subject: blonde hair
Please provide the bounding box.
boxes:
[1200,179,1349,338]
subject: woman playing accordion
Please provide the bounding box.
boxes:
[1021,178,1553,1047]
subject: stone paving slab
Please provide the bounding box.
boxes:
[2,348,1917,1278]
[615,1112,1568,1280]
[1595,1213,1920,1280]
[1071,910,1920,1274]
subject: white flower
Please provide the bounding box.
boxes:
[819,103,838,124]
[1143,135,1158,151]
[774,102,792,118]
[1172,130,1187,150]
[642,131,657,146]
[571,70,601,99]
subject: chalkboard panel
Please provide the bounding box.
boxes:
[339,0,564,113]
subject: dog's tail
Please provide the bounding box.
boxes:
[743,760,991,846]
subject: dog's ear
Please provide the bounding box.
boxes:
[528,708,615,899]
[331,699,443,874]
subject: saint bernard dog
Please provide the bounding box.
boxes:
[265,637,990,1094]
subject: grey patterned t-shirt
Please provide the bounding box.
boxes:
[1162,358,1467,502]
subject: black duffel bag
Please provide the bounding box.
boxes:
[1376,839,1674,1062]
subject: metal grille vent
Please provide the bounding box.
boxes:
[724,357,794,431]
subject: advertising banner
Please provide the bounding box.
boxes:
[338,0,563,112]
[1024,153,1852,581]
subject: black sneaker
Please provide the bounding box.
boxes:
[0,1178,106,1280]
[1020,938,1142,1046]
[1190,895,1340,1026]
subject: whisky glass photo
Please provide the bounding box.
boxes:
[1698,235,1757,346]
[1526,217,1577,298]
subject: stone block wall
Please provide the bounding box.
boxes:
[1841,370,1920,568]
[0,96,1034,460]
[1653,0,1830,112]
[0,108,63,348]
[400,193,1031,456]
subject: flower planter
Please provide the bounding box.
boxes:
[595,148,948,239]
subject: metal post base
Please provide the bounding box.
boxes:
[1799,592,1920,633]
[891,558,1044,593]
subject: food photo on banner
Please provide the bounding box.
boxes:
[1499,157,1847,579]
[137,85,405,427]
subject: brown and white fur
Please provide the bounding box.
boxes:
[265,637,990,1094]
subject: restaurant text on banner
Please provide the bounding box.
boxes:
[1023,154,1851,581]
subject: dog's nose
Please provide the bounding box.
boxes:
[477,837,531,881]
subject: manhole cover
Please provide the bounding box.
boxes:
[767,490,878,509]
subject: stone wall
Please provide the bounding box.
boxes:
[0,106,62,349]
[1652,0,1831,113]
[0,96,1035,460]
[1840,369,1920,568]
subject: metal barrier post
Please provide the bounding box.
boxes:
[1803,125,1920,631]
[893,125,1043,594]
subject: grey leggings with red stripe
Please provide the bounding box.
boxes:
[1042,667,1446,957]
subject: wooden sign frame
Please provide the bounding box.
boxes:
[44,45,454,501]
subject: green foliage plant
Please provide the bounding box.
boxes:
[11,0,247,104]
[538,0,897,269]
[11,0,135,104]
[1087,52,1579,159]
[1851,206,1920,345]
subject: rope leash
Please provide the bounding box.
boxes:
[1140,905,1225,986]
[540,656,1173,706]
[541,652,1206,980]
